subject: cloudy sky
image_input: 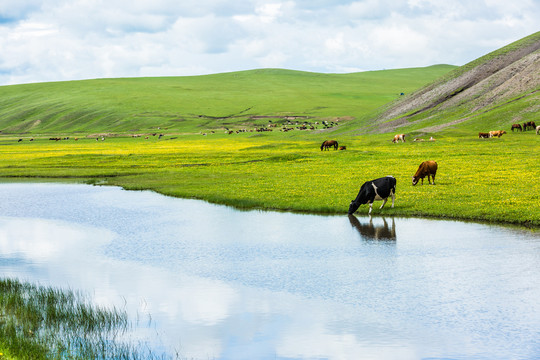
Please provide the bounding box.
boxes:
[1,0,539,85]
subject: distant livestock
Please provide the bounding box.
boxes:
[511,123,522,132]
[320,140,338,151]
[478,132,490,139]
[412,160,438,186]
[338,146,346,150]
[523,121,537,131]
[489,130,506,138]
[536,125,540,135]
[392,134,406,143]
[348,176,396,215]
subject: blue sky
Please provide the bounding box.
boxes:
[0,0,538,85]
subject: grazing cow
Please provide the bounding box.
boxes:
[348,176,396,215]
[536,125,540,135]
[478,132,490,138]
[511,123,522,132]
[413,138,424,142]
[489,130,506,138]
[392,134,406,143]
[412,160,438,186]
[320,140,338,151]
[338,146,346,150]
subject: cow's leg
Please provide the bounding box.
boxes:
[368,203,373,215]
[432,174,436,185]
[391,192,395,208]
[380,198,388,209]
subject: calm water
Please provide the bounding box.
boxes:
[0,183,539,360]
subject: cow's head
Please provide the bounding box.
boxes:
[348,200,360,214]
[412,176,419,186]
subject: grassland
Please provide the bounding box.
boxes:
[0,63,537,230]
[0,66,454,136]
[0,43,539,360]
[0,130,538,227]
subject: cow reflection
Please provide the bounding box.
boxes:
[348,214,396,241]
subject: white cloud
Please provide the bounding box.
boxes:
[0,0,539,84]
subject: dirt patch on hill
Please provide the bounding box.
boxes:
[372,35,540,133]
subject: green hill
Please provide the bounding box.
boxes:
[0,66,454,136]
[363,31,540,135]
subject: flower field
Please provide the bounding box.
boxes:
[0,131,538,227]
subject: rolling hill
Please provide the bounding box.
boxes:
[0,66,453,137]
[362,31,540,135]
[0,31,538,137]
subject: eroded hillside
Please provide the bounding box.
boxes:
[367,31,540,134]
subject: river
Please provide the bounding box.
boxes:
[0,183,538,359]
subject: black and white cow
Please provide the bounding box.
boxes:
[348,176,396,215]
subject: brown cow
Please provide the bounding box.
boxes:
[489,130,506,138]
[412,160,438,186]
[392,134,406,143]
[478,132,490,138]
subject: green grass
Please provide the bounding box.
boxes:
[0,278,168,360]
[2,33,539,360]
[0,131,538,227]
[0,66,454,136]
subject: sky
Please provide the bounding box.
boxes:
[0,0,539,85]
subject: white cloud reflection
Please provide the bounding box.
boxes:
[0,183,539,359]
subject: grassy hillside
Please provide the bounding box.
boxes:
[0,66,454,136]
[364,31,540,135]
[0,32,539,227]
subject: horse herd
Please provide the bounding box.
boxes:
[511,121,538,133]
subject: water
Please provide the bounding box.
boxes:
[0,183,539,360]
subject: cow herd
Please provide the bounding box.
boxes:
[348,160,438,215]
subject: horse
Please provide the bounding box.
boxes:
[511,123,522,132]
[524,121,537,131]
[320,140,338,151]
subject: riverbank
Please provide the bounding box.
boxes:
[0,132,538,228]
[0,278,168,359]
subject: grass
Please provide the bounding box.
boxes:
[0,37,538,360]
[0,66,455,136]
[0,130,538,227]
[0,278,170,360]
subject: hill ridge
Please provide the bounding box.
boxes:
[368,31,540,134]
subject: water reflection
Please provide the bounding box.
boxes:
[348,214,396,241]
[0,183,539,360]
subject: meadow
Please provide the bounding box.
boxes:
[0,66,454,136]
[0,129,538,227]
